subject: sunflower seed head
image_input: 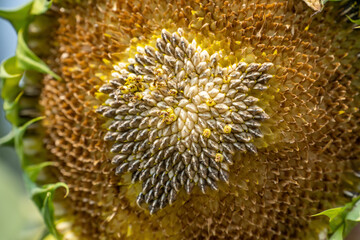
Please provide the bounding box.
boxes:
[99,29,271,214]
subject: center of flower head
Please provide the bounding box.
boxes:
[97,29,273,214]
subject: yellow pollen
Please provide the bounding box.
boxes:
[165,113,177,124]
[155,68,164,75]
[102,58,111,65]
[149,83,156,91]
[134,92,143,100]
[129,85,137,92]
[223,76,230,83]
[120,86,129,94]
[137,84,145,92]
[159,110,167,118]
[203,129,211,138]
[156,81,166,88]
[103,33,112,38]
[215,153,224,163]
[169,89,178,96]
[223,125,232,134]
[206,98,216,107]
[128,73,136,80]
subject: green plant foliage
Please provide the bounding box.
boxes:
[25,176,69,240]
[0,57,23,127]
[347,201,360,221]
[0,2,33,31]
[313,196,360,240]
[0,159,44,240]
[0,0,60,80]
[348,16,360,27]
[17,28,60,80]
[0,0,53,31]
[0,56,22,79]
[0,0,66,239]
[14,116,44,165]
[330,224,345,240]
[25,161,55,182]
[31,0,54,15]
[0,115,68,240]
[0,128,15,147]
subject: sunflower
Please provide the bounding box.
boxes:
[1,0,360,239]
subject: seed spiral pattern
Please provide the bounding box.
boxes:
[97,29,272,213]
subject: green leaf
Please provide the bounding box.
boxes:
[314,196,360,239]
[0,129,16,147]
[313,206,347,232]
[25,177,69,240]
[314,203,352,230]
[329,224,344,240]
[0,2,33,31]
[31,0,53,15]
[0,0,54,31]
[14,116,44,165]
[17,117,66,240]
[0,57,23,79]
[2,91,23,126]
[347,16,360,25]
[30,182,69,208]
[42,192,58,239]
[16,28,60,80]
[346,199,360,221]
[25,161,55,182]
[312,207,344,222]
[0,58,24,115]
[1,1,64,240]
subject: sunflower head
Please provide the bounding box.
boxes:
[1,0,360,239]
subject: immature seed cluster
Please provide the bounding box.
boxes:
[97,29,272,214]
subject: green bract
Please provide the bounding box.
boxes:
[0,0,66,239]
[313,196,360,240]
